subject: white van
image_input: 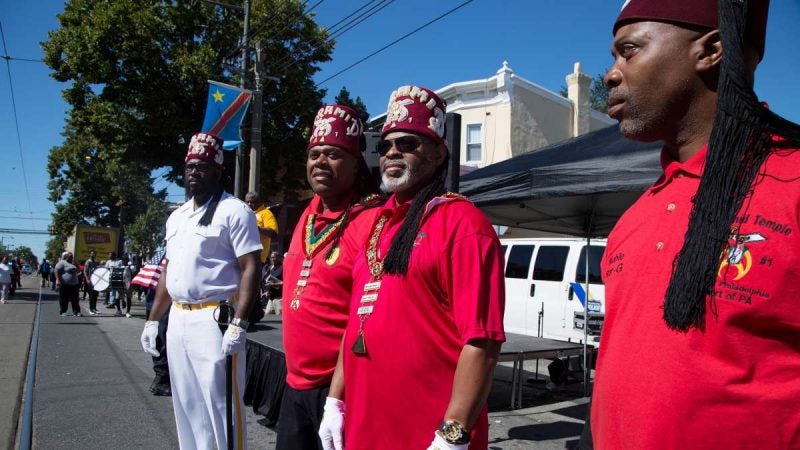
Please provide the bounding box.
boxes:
[500,238,605,346]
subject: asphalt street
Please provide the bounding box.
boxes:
[2,275,589,449]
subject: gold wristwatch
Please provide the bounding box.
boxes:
[438,420,470,445]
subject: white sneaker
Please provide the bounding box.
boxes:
[88,310,98,316]
[125,313,132,318]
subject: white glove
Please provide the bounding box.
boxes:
[220,324,247,356]
[318,397,345,450]
[426,432,469,450]
[140,320,160,356]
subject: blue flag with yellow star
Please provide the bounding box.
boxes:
[201,80,253,150]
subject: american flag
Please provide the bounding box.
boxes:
[131,249,166,290]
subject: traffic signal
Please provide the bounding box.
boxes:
[49,225,56,235]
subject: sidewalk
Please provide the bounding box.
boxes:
[0,276,39,450]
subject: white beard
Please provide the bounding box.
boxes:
[380,160,416,193]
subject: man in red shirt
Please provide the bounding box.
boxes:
[277,104,382,450]
[590,1,800,448]
[319,86,506,450]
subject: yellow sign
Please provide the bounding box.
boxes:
[68,225,119,263]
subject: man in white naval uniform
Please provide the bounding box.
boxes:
[141,132,262,449]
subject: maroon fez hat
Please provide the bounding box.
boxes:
[381,85,447,145]
[307,104,365,158]
[186,132,224,168]
[614,0,770,58]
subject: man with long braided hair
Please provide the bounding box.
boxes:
[278,104,383,450]
[321,86,506,450]
[140,132,262,449]
[591,0,800,448]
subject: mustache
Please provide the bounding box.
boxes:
[381,159,409,172]
[607,88,627,106]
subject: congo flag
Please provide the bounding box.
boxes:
[201,80,253,150]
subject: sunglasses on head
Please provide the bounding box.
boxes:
[375,135,425,156]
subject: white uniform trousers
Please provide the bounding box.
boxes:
[167,305,247,450]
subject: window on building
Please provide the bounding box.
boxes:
[466,124,482,162]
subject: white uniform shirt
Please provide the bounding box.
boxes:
[164,192,262,302]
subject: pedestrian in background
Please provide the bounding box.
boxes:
[244,191,279,265]
[262,251,283,315]
[0,256,12,303]
[38,258,51,288]
[84,250,100,315]
[55,251,82,317]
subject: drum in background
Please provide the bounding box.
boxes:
[91,267,111,292]
[110,268,125,290]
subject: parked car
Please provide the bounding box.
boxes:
[21,264,32,274]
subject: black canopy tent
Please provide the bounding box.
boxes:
[459,125,663,395]
[460,125,663,236]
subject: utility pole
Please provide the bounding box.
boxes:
[234,0,251,199]
[248,41,264,194]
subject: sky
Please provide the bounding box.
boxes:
[1,0,799,259]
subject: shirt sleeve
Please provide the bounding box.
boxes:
[228,203,263,258]
[446,232,507,345]
[261,209,279,233]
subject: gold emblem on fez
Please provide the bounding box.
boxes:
[388,98,413,124]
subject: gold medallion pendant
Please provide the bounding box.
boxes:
[325,246,340,265]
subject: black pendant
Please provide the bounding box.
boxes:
[351,332,367,355]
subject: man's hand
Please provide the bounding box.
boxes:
[426,432,468,450]
[140,321,160,356]
[220,324,247,355]
[318,397,345,450]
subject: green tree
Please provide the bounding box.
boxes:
[42,0,334,234]
[559,72,610,113]
[12,246,37,267]
[334,86,370,124]
[125,199,171,258]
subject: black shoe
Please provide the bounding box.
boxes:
[150,384,172,396]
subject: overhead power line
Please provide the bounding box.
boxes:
[274,0,395,74]
[0,55,43,63]
[0,20,34,227]
[317,0,474,86]
[264,0,474,118]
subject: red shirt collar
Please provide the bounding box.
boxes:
[652,144,708,191]
[310,194,355,220]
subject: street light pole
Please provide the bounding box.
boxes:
[234,0,251,199]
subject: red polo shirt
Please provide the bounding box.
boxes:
[342,195,506,450]
[282,196,381,390]
[592,145,800,449]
